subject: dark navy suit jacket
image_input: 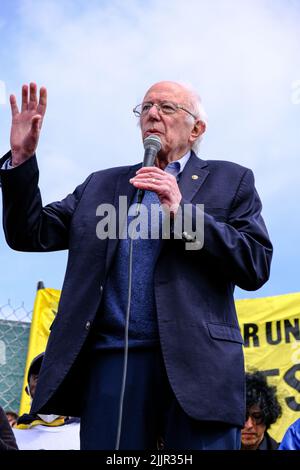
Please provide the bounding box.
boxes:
[0,151,272,427]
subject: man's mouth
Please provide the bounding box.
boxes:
[144,129,162,136]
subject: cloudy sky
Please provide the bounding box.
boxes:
[0,0,299,310]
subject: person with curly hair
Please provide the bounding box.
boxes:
[241,371,282,450]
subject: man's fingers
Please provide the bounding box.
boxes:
[37,86,47,116]
[31,114,42,134]
[29,82,38,109]
[21,84,28,112]
[136,166,165,176]
[10,94,19,117]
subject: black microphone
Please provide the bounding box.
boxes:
[136,134,162,207]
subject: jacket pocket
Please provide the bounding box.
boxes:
[207,322,244,344]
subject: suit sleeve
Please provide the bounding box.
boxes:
[176,168,273,291]
[0,152,92,252]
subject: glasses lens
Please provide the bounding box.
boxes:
[133,101,179,116]
[160,102,177,114]
[133,103,154,116]
[141,102,153,113]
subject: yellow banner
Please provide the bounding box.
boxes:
[20,289,300,442]
[237,292,300,442]
[19,288,60,416]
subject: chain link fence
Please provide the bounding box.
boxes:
[0,300,32,414]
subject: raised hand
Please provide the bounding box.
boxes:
[10,82,47,167]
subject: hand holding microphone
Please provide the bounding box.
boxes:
[130,134,182,217]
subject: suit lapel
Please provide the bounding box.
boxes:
[178,152,209,202]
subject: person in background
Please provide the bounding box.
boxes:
[278,417,300,450]
[0,405,18,450]
[241,371,282,450]
[16,353,62,427]
[5,411,18,428]
[13,353,80,450]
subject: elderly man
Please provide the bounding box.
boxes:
[0,81,272,450]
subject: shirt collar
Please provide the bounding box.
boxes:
[164,151,191,177]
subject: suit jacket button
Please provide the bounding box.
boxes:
[85,321,91,331]
[100,284,103,293]
[182,231,193,242]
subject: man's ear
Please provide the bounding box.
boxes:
[191,119,206,140]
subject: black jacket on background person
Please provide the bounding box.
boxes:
[0,406,18,450]
[257,432,279,450]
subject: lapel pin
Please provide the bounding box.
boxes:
[191,175,199,180]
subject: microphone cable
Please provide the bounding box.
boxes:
[115,134,162,450]
[115,233,134,450]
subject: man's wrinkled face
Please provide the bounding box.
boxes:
[241,405,267,450]
[140,82,200,161]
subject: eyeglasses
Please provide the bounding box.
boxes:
[133,101,198,120]
[245,411,265,425]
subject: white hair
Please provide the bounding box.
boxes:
[177,82,208,153]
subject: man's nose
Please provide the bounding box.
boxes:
[147,104,161,120]
[244,417,254,429]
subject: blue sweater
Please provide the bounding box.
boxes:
[92,189,162,349]
[91,158,186,349]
